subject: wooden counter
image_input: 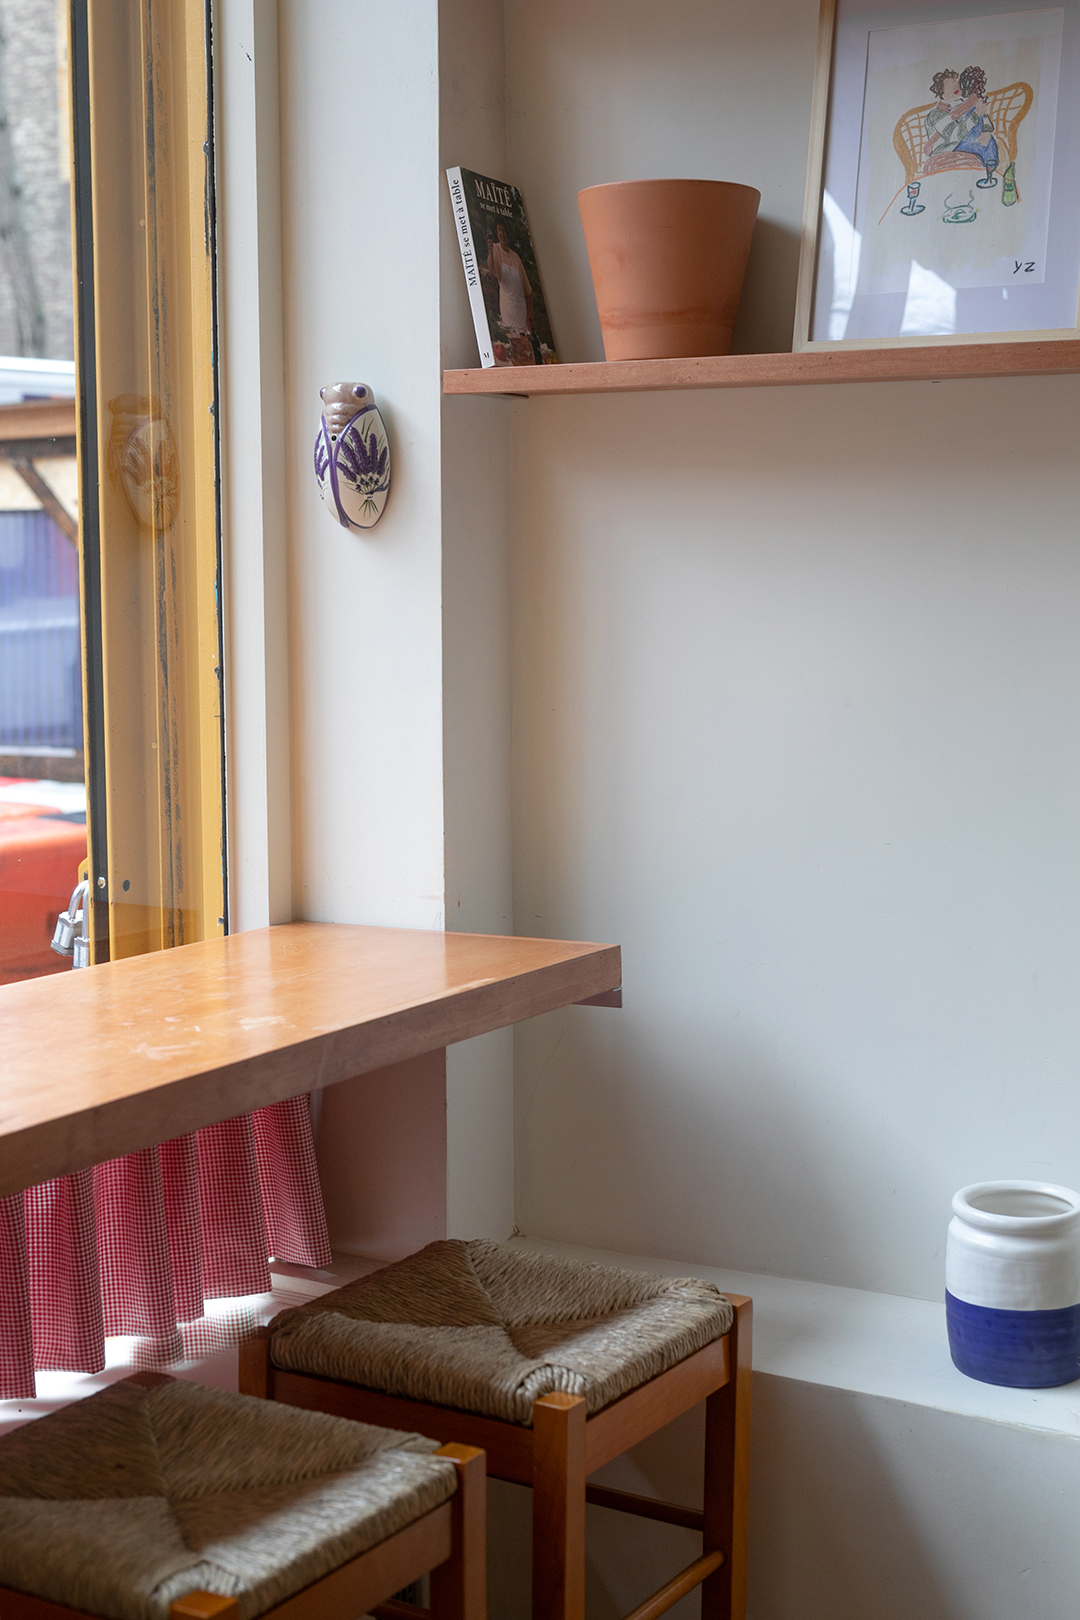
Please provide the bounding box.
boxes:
[0,923,620,1197]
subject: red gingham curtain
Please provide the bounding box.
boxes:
[0,1096,330,1399]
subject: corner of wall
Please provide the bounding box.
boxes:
[217,0,293,932]
[440,0,516,1240]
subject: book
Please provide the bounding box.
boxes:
[446,167,558,368]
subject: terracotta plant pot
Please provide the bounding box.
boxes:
[577,179,761,362]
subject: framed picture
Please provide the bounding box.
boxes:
[794,0,1080,349]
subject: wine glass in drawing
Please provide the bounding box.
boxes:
[900,181,924,216]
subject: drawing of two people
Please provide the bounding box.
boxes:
[923,66,999,174]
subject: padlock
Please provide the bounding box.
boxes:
[51,887,83,955]
[51,879,89,962]
[50,907,77,954]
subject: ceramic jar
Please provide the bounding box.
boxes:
[946,1180,1080,1387]
[576,179,760,362]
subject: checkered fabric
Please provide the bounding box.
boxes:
[28,1169,103,1371]
[131,1304,260,1371]
[0,1197,33,1400]
[253,1097,332,1269]
[0,1099,331,1401]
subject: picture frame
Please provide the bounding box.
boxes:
[793,0,1080,351]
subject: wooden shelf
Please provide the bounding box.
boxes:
[0,923,620,1196]
[443,339,1080,398]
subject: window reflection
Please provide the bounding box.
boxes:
[0,1,83,985]
[900,260,958,337]
[821,190,862,342]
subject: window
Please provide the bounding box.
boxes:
[0,1,83,984]
[0,0,225,984]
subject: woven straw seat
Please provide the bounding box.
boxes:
[250,1242,749,1620]
[268,1240,734,1424]
[0,1374,457,1620]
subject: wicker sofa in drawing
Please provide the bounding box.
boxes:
[893,81,1033,185]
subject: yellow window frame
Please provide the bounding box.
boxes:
[70,0,225,963]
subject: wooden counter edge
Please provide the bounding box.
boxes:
[0,943,621,1196]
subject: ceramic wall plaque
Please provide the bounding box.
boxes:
[313,382,390,531]
[946,1179,1080,1387]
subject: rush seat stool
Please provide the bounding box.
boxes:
[0,1371,485,1620]
[241,1240,751,1620]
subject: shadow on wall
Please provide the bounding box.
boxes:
[750,1379,957,1620]
[485,1448,704,1620]
[484,1388,957,1620]
[730,218,802,355]
[314,1051,447,1259]
[747,1376,1080,1620]
[489,1376,1080,1620]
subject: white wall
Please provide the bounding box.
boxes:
[232,5,1080,1612]
[227,5,1080,1611]
[503,0,816,363]
[279,0,446,935]
[272,0,515,1249]
[441,0,517,1243]
[274,0,448,1256]
[503,0,1080,1302]
[486,1365,1080,1620]
[257,0,1080,1311]
[217,0,292,932]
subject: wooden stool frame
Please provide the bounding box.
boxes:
[240,1294,751,1620]
[0,1442,485,1620]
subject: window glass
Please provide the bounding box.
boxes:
[0,0,225,984]
[82,1,225,960]
[0,0,84,984]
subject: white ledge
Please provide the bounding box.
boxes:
[511,1235,1080,1440]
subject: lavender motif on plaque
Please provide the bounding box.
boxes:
[313,382,391,531]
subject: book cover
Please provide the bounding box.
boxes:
[446,167,558,368]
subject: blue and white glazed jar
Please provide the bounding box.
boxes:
[314,382,390,531]
[946,1180,1080,1388]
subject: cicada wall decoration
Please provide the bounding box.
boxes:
[313,382,391,532]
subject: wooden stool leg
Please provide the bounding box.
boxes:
[531,1393,586,1620]
[431,1444,487,1620]
[702,1297,752,1620]
[237,1325,275,1399]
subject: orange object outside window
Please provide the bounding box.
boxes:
[0,814,87,984]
